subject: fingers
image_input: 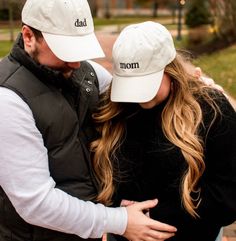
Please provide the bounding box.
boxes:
[200,76,225,94]
[149,219,177,233]
[134,199,158,211]
[121,199,136,207]
[194,67,202,78]
[124,201,177,241]
[127,199,177,233]
[126,226,176,241]
[201,76,214,85]
[194,67,220,89]
[194,67,221,91]
[147,229,176,240]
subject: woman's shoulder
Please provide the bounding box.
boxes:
[198,88,235,115]
[197,88,236,135]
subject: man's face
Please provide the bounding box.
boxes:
[22,25,81,78]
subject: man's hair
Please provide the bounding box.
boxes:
[22,23,43,40]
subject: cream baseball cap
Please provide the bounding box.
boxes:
[111,21,176,103]
[22,0,105,62]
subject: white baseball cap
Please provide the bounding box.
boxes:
[111,21,176,103]
[22,0,105,62]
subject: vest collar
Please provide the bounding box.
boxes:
[10,34,73,89]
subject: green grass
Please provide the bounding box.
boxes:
[93,15,172,26]
[193,44,236,98]
[0,40,14,57]
[93,16,179,31]
[94,16,154,26]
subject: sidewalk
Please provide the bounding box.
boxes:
[95,27,236,241]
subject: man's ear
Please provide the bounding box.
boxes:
[21,25,36,50]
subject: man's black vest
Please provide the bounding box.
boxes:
[0,35,101,241]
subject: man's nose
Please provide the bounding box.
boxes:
[66,62,81,69]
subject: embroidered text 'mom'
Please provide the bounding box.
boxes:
[120,62,140,69]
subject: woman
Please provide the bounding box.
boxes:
[91,21,236,241]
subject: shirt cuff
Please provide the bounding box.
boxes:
[104,206,127,235]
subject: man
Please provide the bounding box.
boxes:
[0,0,177,241]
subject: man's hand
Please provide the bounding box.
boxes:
[123,199,177,241]
[194,67,224,92]
[194,67,236,109]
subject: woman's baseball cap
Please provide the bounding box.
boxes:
[22,0,105,62]
[111,21,176,103]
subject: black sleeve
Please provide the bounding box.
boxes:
[197,92,236,226]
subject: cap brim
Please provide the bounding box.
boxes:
[42,32,105,62]
[111,69,164,103]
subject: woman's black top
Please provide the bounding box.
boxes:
[113,92,236,241]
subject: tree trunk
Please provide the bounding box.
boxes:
[210,0,236,42]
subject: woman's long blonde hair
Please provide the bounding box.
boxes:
[90,52,220,217]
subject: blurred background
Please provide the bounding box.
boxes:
[0,1,236,239]
[1,0,236,98]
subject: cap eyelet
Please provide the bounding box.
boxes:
[86,88,91,92]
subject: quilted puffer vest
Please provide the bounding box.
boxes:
[0,35,101,241]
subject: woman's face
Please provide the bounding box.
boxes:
[139,73,172,109]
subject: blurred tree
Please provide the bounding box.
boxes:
[104,0,110,18]
[176,0,185,41]
[134,0,175,12]
[169,1,178,24]
[209,0,236,43]
[0,8,8,20]
[135,0,150,8]
[152,0,159,17]
[88,0,98,17]
[0,0,24,20]
[185,0,212,28]
[185,0,212,46]
[8,0,14,42]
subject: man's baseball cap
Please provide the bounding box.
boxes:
[22,0,105,62]
[111,21,176,103]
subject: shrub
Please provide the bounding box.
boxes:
[185,0,212,28]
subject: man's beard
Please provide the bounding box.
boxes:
[31,48,74,78]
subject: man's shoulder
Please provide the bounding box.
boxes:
[87,60,112,94]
